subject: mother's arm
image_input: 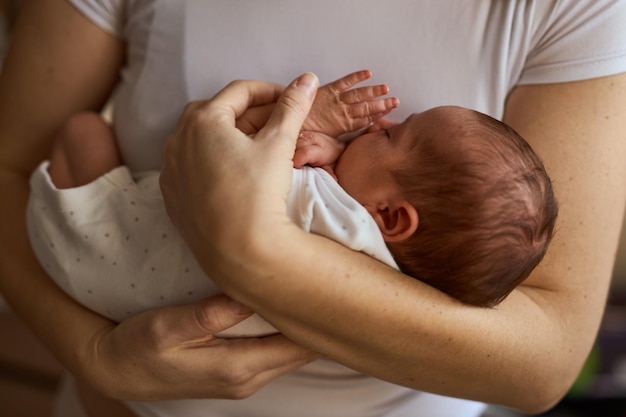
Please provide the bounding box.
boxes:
[0,0,315,401]
[0,0,125,378]
[165,73,626,413]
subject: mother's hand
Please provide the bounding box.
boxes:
[159,73,319,275]
[89,294,317,400]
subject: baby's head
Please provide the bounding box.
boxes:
[335,106,558,307]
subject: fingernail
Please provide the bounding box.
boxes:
[230,300,252,315]
[293,72,319,98]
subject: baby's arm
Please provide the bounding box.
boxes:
[294,70,398,169]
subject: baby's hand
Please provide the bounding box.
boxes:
[295,70,398,169]
[293,131,345,174]
[302,70,399,138]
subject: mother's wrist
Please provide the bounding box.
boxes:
[72,321,124,398]
[201,221,306,298]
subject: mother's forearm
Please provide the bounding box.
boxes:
[0,172,114,383]
[195,224,568,413]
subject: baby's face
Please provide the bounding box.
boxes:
[334,106,465,207]
[334,113,421,207]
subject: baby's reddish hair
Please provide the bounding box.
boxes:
[388,107,558,307]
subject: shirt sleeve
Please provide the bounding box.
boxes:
[519,0,626,85]
[289,167,399,270]
[68,0,125,38]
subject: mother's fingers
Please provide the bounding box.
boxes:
[149,295,254,347]
[177,334,318,400]
[204,79,287,124]
[258,72,319,145]
[174,74,318,137]
[234,336,318,398]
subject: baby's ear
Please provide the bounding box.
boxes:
[370,200,418,242]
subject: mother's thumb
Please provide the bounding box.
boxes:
[260,72,319,142]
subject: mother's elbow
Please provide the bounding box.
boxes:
[512,368,577,414]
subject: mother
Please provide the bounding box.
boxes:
[1,1,626,416]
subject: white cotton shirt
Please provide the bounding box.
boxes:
[68,0,626,173]
[28,163,457,417]
[55,0,626,416]
[27,164,397,337]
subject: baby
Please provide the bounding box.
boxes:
[26,71,557,336]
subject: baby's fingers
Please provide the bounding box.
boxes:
[346,97,400,120]
[340,84,390,104]
[328,69,373,93]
